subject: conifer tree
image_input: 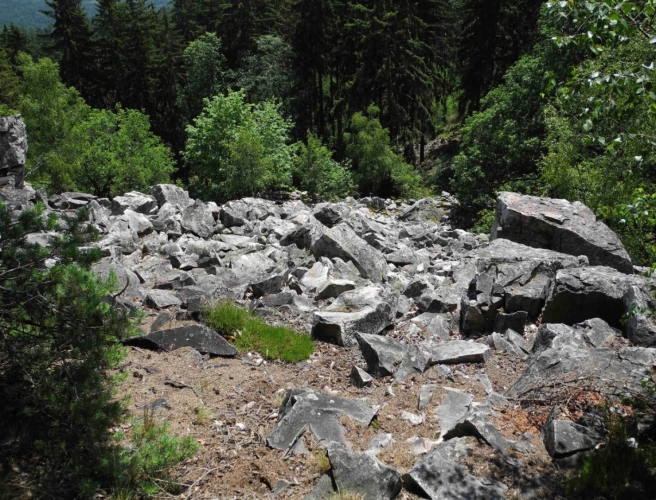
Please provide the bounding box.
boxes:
[42,0,95,94]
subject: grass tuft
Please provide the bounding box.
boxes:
[204,300,315,362]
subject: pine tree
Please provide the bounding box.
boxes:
[91,0,124,108]
[42,0,95,94]
[458,0,542,113]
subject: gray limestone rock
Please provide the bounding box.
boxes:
[493,311,528,334]
[542,266,650,328]
[266,389,378,451]
[417,286,461,314]
[145,290,182,309]
[0,115,27,188]
[492,191,632,273]
[126,324,237,357]
[397,198,447,223]
[181,200,215,238]
[112,191,158,216]
[151,184,192,209]
[423,340,491,365]
[351,365,373,388]
[125,209,153,235]
[541,419,603,462]
[623,285,656,347]
[574,317,621,347]
[250,268,289,297]
[403,444,508,500]
[436,388,473,437]
[312,223,388,283]
[315,278,357,300]
[312,202,350,227]
[531,323,586,354]
[418,384,437,410]
[324,442,402,500]
[355,332,429,381]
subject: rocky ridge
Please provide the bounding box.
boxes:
[2,118,656,499]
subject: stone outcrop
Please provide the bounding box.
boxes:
[0,115,27,188]
[492,191,633,273]
[6,172,656,499]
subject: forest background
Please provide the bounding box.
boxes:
[2,0,656,264]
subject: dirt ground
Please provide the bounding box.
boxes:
[116,314,569,500]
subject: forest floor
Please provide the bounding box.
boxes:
[116,315,570,500]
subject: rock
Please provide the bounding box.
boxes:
[151,184,192,208]
[266,389,378,451]
[312,223,388,283]
[312,292,395,346]
[397,198,447,223]
[436,388,473,437]
[423,340,491,365]
[623,285,656,347]
[418,384,436,410]
[324,442,402,500]
[489,329,528,357]
[403,444,508,500]
[127,324,237,357]
[145,290,182,309]
[112,191,158,215]
[574,317,621,347]
[412,313,452,340]
[125,209,153,235]
[351,365,373,388]
[493,311,527,334]
[401,411,424,425]
[181,200,215,238]
[542,266,649,328]
[48,192,96,210]
[367,433,394,455]
[416,286,461,314]
[304,474,335,500]
[531,323,586,354]
[0,115,27,188]
[385,247,429,266]
[312,202,350,227]
[220,198,271,227]
[443,410,522,468]
[250,268,289,297]
[279,216,326,249]
[541,419,603,466]
[315,278,357,300]
[150,312,173,332]
[354,332,406,376]
[299,260,331,292]
[492,191,632,273]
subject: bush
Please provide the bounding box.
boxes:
[346,105,424,199]
[185,90,295,200]
[75,107,175,198]
[450,55,547,219]
[0,203,194,498]
[568,410,656,500]
[294,133,355,200]
[205,301,315,362]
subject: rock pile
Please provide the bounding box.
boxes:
[4,178,656,498]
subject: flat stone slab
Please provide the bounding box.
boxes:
[423,340,491,365]
[324,442,402,500]
[491,191,633,273]
[403,443,508,499]
[145,289,182,309]
[437,388,473,437]
[127,324,237,357]
[542,419,603,459]
[266,389,378,452]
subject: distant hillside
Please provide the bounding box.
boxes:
[0,0,170,29]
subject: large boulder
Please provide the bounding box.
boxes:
[311,222,388,283]
[151,184,192,209]
[492,192,633,273]
[181,200,215,238]
[542,266,652,329]
[0,115,27,188]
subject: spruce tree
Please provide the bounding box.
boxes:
[42,0,95,94]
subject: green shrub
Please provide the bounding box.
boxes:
[75,106,175,198]
[185,90,295,200]
[106,410,199,497]
[0,203,194,498]
[204,300,314,362]
[346,105,424,199]
[294,132,355,200]
[568,411,656,500]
